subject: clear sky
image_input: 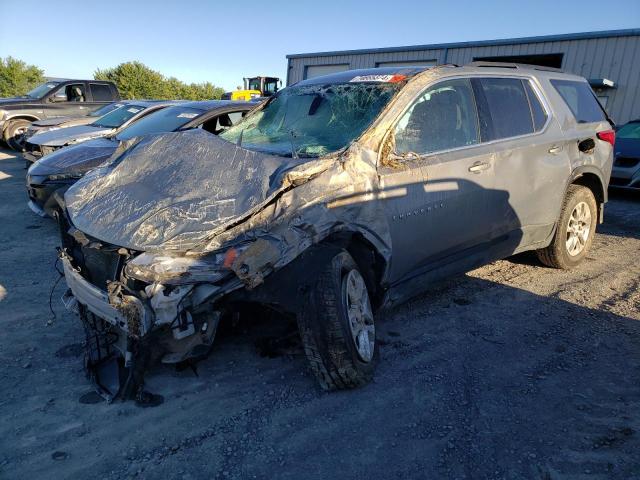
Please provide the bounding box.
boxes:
[1,0,638,91]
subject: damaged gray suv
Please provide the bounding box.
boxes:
[57,64,614,402]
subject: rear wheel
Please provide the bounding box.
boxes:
[536,185,597,269]
[3,119,32,151]
[297,250,378,390]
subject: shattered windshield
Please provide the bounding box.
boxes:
[219,82,400,158]
[26,82,60,99]
[91,104,146,129]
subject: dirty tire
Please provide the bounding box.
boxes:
[3,119,31,151]
[297,250,378,391]
[537,184,597,269]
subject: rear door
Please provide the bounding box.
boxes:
[86,82,117,113]
[472,76,570,251]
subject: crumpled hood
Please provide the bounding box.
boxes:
[28,137,117,176]
[28,124,113,147]
[65,129,329,252]
[32,116,87,128]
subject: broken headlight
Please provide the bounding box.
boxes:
[124,251,237,285]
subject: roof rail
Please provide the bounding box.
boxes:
[466,61,564,73]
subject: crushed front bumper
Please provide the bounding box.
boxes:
[60,251,222,402]
[61,254,151,335]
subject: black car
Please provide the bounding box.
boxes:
[0,79,120,150]
[610,119,640,189]
[26,100,255,217]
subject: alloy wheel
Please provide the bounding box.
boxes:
[342,269,375,362]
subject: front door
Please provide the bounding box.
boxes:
[378,78,500,284]
[43,83,89,119]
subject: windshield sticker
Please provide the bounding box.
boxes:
[113,104,124,108]
[177,112,199,119]
[350,74,407,83]
[127,107,142,113]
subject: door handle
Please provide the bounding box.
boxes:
[468,161,490,173]
[548,145,563,154]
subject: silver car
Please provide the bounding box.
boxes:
[22,101,125,142]
[57,64,614,402]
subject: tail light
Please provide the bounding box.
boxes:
[596,130,615,146]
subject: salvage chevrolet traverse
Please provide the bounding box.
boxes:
[56,64,614,401]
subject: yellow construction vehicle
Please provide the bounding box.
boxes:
[223,76,282,101]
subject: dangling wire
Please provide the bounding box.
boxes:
[48,257,64,324]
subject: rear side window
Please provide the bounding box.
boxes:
[550,79,605,123]
[90,83,113,102]
[476,78,533,140]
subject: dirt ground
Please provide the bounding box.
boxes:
[0,147,639,480]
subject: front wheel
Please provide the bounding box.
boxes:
[3,119,32,151]
[297,250,378,390]
[536,185,597,269]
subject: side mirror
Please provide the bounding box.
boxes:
[50,94,67,103]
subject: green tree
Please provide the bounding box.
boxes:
[0,57,45,97]
[95,61,225,100]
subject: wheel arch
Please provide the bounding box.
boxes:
[3,115,39,134]
[321,231,389,308]
[5,114,40,123]
[568,166,607,223]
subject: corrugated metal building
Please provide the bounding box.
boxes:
[286,29,640,124]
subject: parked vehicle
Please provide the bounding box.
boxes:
[0,79,120,150]
[609,119,640,189]
[26,100,255,217]
[23,101,126,142]
[56,65,614,401]
[23,100,177,164]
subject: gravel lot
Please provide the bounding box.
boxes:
[1,147,639,480]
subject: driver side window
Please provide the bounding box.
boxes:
[51,83,86,102]
[394,78,479,156]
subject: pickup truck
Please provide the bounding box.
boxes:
[0,79,120,150]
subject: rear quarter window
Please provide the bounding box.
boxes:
[550,79,605,124]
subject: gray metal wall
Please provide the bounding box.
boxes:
[287,31,640,124]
